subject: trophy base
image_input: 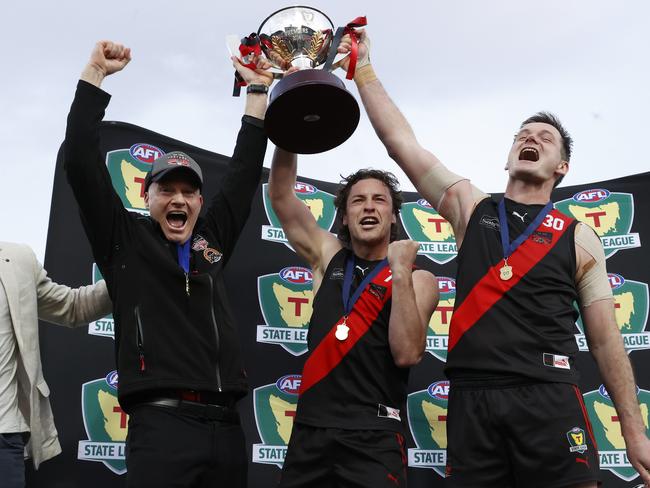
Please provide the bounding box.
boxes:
[265,69,360,154]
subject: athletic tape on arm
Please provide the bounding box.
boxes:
[575,223,613,307]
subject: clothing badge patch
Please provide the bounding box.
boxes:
[479,214,500,231]
[330,267,345,280]
[543,353,571,369]
[203,247,222,264]
[377,404,401,421]
[369,282,388,301]
[530,230,553,244]
[567,427,588,453]
[192,235,208,251]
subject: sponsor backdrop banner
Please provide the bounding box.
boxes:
[29,120,649,488]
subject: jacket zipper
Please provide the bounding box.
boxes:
[134,306,146,372]
[207,275,223,392]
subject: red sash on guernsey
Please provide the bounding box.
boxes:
[448,209,574,352]
[299,265,394,396]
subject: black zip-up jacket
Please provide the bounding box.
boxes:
[63,80,267,406]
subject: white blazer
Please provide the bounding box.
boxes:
[0,242,112,469]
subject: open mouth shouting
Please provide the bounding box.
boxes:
[519,147,539,162]
[166,211,188,231]
[360,216,379,229]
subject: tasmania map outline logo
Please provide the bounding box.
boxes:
[257,266,314,356]
[260,182,336,251]
[406,380,450,478]
[574,274,649,354]
[582,384,650,482]
[400,199,458,264]
[77,371,128,475]
[554,189,641,259]
[105,143,165,215]
[426,277,456,362]
[251,374,301,468]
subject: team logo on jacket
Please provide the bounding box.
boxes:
[261,182,336,251]
[88,263,115,339]
[257,266,314,355]
[555,189,641,259]
[407,380,449,478]
[575,274,649,353]
[582,384,650,481]
[105,143,165,214]
[252,374,301,468]
[400,199,457,264]
[78,370,128,475]
[426,277,456,362]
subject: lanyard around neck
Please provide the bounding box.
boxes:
[341,254,388,316]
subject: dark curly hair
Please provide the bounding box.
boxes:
[334,168,403,246]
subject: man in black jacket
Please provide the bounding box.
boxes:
[63,40,271,487]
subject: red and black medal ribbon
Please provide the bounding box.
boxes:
[232,33,262,97]
[322,16,367,79]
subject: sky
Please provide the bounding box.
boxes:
[3,1,649,260]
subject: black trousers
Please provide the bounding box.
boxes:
[125,404,246,488]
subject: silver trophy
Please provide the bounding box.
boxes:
[258,6,360,154]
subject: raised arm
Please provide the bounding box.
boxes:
[64,41,132,269]
[268,147,341,284]
[338,32,485,245]
[204,56,271,261]
[576,225,650,485]
[387,240,438,367]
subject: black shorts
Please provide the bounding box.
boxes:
[279,423,408,488]
[445,381,601,488]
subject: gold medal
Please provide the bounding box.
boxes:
[499,263,513,281]
[335,319,349,341]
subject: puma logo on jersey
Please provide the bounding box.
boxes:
[512,211,528,222]
[355,265,370,276]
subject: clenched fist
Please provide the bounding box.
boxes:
[81,41,131,87]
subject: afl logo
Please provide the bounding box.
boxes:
[276,374,301,395]
[417,198,433,208]
[294,182,317,194]
[572,188,610,203]
[427,380,450,400]
[437,277,456,294]
[105,370,119,390]
[129,143,164,164]
[607,273,625,289]
[279,266,313,284]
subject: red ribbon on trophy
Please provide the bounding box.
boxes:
[342,16,368,80]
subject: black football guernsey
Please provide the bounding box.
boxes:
[294,248,408,432]
[445,197,581,384]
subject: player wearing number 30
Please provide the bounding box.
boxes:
[268,146,438,487]
[341,28,650,488]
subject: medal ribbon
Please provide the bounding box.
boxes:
[176,239,191,273]
[299,261,393,396]
[342,253,388,316]
[342,16,368,80]
[232,33,262,96]
[498,198,553,261]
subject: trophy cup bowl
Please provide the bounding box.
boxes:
[258,6,360,154]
